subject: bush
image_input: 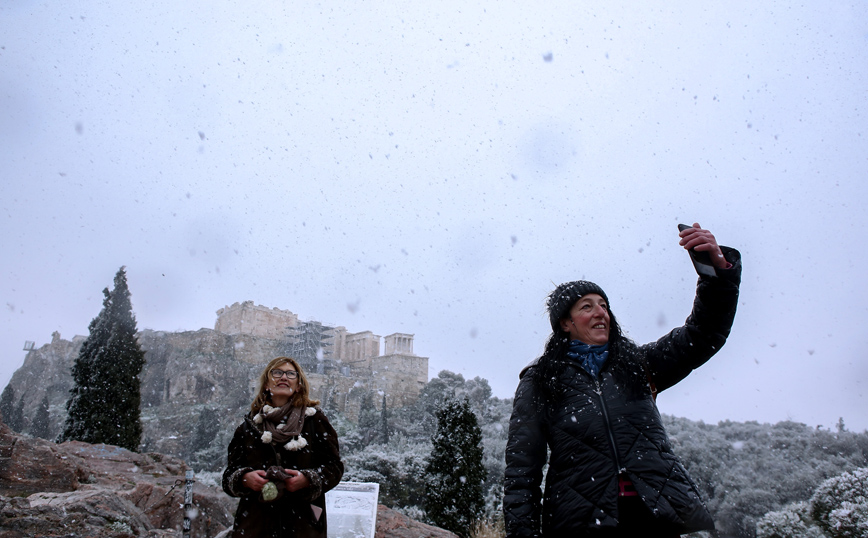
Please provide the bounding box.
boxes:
[756,501,824,538]
[343,437,430,508]
[810,467,868,538]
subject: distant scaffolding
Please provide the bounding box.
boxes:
[284,321,336,374]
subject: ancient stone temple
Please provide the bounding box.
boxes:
[211,301,429,410]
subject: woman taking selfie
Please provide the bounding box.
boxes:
[503,223,742,537]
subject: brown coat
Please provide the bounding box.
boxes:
[222,407,344,538]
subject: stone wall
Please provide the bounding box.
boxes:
[214,301,299,339]
[371,354,429,408]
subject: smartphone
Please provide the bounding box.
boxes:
[678,224,717,277]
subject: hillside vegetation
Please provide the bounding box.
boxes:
[339,371,868,538]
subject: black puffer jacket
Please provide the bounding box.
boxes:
[503,247,741,537]
[222,407,343,538]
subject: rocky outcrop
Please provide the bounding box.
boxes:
[0,420,456,538]
[375,505,458,538]
[0,420,235,537]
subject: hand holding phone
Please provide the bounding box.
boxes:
[678,223,719,277]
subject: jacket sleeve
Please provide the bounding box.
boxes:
[222,421,256,497]
[299,410,344,501]
[645,246,742,392]
[503,372,547,538]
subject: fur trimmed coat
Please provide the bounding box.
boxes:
[503,247,741,537]
[222,407,344,538]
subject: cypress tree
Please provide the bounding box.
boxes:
[0,385,14,427]
[11,394,25,433]
[61,267,146,451]
[424,397,486,537]
[31,395,51,439]
[190,407,221,456]
[379,393,390,444]
[358,391,377,429]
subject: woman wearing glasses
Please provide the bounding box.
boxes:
[222,357,344,538]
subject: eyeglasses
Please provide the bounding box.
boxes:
[270,369,298,380]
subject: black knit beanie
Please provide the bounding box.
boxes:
[546,280,609,333]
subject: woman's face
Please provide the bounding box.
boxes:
[267,362,300,405]
[560,293,610,345]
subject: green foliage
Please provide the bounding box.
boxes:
[340,370,510,525]
[0,385,14,428]
[756,501,825,538]
[190,407,221,455]
[809,467,868,538]
[61,267,146,451]
[380,393,390,444]
[30,396,51,439]
[666,416,868,538]
[342,390,383,451]
[343,436,430,508]
[424,398,486,538]
[12,395,25,433]
[340,371,868,538]
[1,386,25,433]
[187,406,231,471]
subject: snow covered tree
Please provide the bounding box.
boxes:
[756,501,824,538]
[10,395,25,433]
[343,437,429,508]
[380,393,390,444]
[424,397,486,537]
[60,267,146,451]
[190,407,221,455]
[30,395,51,439]
[0,385,14,428]
[188,406,227,471]
[810,467,868,538]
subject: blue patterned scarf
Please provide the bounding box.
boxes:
[566,340,609,378]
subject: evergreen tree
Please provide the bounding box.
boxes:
[30,395,51,439]
[358,391,377,429]
[380,393,390,444]
[11,394,25,433]
[61,267,146,451]
[0,385,14,427]
[357,390,381,446]
[424,397,486,537]
[190,407,221,456]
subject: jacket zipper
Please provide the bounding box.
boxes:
[594,377,623,474]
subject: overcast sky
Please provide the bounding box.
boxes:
[2,1,867,431]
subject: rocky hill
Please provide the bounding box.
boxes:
[5,316,424,472]
[0,419,457,538]
[4,329,262,471]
